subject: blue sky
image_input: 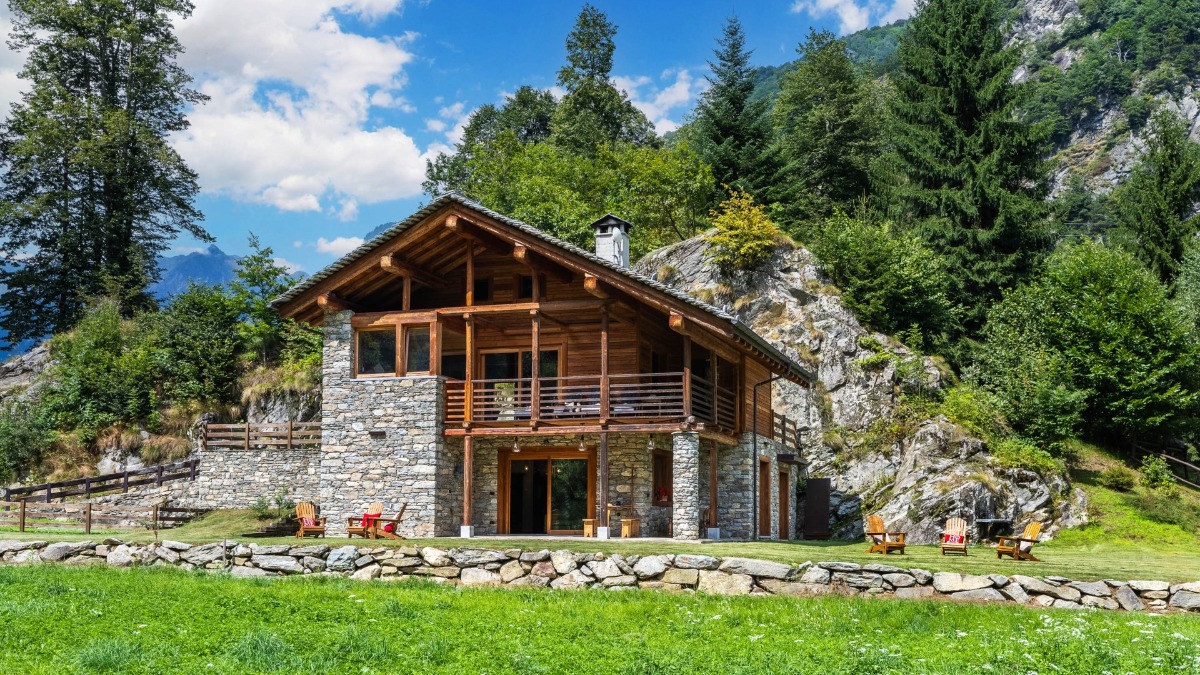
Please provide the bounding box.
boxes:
[0,0,912,275]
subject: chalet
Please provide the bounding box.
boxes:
[270,193,812,540]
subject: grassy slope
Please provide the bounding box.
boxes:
[1,565,1198,675]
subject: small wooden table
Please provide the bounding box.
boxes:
[582,518,597,537]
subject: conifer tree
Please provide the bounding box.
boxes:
[691,17,778,201]
[1110,109,1200,286]
[888,0,1053,337]
[0,0,209,345]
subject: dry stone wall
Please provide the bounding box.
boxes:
[4,539,1198,614]
[178,447,319,510]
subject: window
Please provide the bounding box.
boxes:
[652,449,672,506]
[473,277,492,303]
[517,274,535,300]
[405,326,431,373]
[357,329,396,376]
[442,353,466,380]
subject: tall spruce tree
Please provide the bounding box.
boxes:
[691,17,778,200]
[1109,108,1200,286]
[549,4,658,154]
[889,0,1052,337]
[0,0,208,345]
[773,29,882,224]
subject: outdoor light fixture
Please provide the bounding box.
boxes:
[578,436,586,452]
[512,438,520,453]
[647,438,655,452]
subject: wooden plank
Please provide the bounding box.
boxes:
[514,244,573,283]
[446,214,512,256]
[380,253,442,288]
[317,292,360,313]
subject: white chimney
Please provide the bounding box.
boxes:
[592,214,632,268]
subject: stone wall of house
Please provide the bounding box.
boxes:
[5,539,1197,614]
[717,434,795,540]
[177,447,320,510]
[317,311,450,537]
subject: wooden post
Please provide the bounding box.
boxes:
[45,483,52,503]
[709,444,718,527]
[600,307,610,421]
[122,470,129,493]
[711,354,719,426]
[84,502,92,535]
[463,435,474,531]
[531,310,541,425]
[430,320,441,376]
[466,244,475,307]
[18,500,25,533]
[190,459,198,481]
[152,504,159,538]
[402,275,412,311]
[464,314,475,424]
[598,432,609,529]
[244,423,250,450]
[682,336,693,417]
[287,421,294,449]
[84,476,91,499]
[156,464,164,487]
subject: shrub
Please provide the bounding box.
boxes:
[1096,465,1138,492]
[1139,455,1177,491]
[0,400,55,482]
[939,385,1006,441]
[990,438,1061,477]
[705,189,783,278]
[151,283,242,405]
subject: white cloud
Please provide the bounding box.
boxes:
[293,241,304,248]
[790,0,913,35]
[423,100,470,146]
[0,7,28,113]
[273,257,306,274]
[170,1,429,214]
[335,198,360,222]
[316,236,365,256]
[615,69,706,135]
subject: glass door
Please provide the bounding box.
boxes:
[549,458,589,533]
[483,352,521,421]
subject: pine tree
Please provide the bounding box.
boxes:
[549,4,658,154]
[691,17,778,201]
[1109,108,1200,286]
[889,0,1053,337]
[773,29,882,224]
[0,0,209,345]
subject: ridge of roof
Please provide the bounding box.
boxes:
[271,192,814,383]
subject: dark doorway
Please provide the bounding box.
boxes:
[508,459,548,534]
[758,458,771,537]
[803,478,832,540]
[778,471,790,540]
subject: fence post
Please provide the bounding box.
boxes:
[45,484,52,503]
[85,502,92,535]
[18,500,25,533]
[287,421,294,449]
[156,464,164,487]
[245,423,250,450]
[190,458,198,481]
[152,504,159,538]
[84,476,91,499]
[123,470,129,493]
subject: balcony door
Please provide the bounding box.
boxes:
[499,447,594,535]
[481,350,559,421]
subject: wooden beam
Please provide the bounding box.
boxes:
[465,242,475,307]
[600,306,610,423]
[531,311,541,426]
[381,254,441,289]
[583,273,609,299]
[464,315,475,424]
[515,244,573,283]
[445,214,511,255]
[316,292,361,313]
[669,311,740,362]
[439,314,467,334]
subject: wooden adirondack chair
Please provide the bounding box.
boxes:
[294,501,326,538]
[864,514,906,554]
[996,522,1043,561]
[369,503,408,541]
[346,502,383,539]
[940,517,968,556]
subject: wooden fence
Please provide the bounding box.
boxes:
[3,459,200,503]
[203,422,321,450]
[0,501,209,534]
[1132,440,1200,491]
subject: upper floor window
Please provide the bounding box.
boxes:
[357,329,396,376]
[405,326,431,373]
[473,277,492,303]
[517,274,535,300]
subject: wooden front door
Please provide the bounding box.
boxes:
[778,470,790,540]
[758,458,771,537]
[498,447,595,535]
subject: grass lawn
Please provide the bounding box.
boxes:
[1,565,1198,674]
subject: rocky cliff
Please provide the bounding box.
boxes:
[635,236,1087,544]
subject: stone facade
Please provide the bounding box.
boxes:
[671,432,700,540]
[179,447,319,510]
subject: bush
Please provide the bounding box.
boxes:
[991,438,1061,477]
[251,490,296,521]
[1139,455,1178,492]
[705,189,783,278]
[152,283,242,405]
[1096,465,1138,492]
[0,400,55,482]
[939,385,1006,441]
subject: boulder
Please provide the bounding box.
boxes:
[841,573,884,589]
[326,546,359,572]
[0,540,44,554]
[909,568,933,585]
[549,570,593,590]
[231,566,271,578]
[451,549,508,567]
[550,551,578,575]
[499,560,525,583]
[674,554,719,570]
[988,574,1010,588]
[350,564,382,582]
[289,544,330,558]
[413,566,460,578]
[1169,590,1200,611]
[252,555,303,574]
[818,561,861,573]
[662,568,699,586]
[1051,599,1083,610]
[799,567,831,584]
[932,573,993,593]
[40,541,93,562]
[587,559,623,580]
[863,563,905,574]
[698,571,754,596]
[1113,585,1144,612]
[519,549,551,562]
[1171,581,1200,594]
[601,575,638,588]
[105,545,135,567]
[1128,580,1170,593]
[1012,575,1081,602]
[250,544,291,555]
[951,588,1006,602]
[1081,595,1119,610]
[508,574,551,588]
[459,568,502,586]
[895,586,935,599]
[420,547,452,567]
[998,583,1031,604]
[1068,581,1110,597]
[530,561,558,578]
[301,556,326,572]
[718,557,793,580]
[180,543,225,566]
[155,547,180,564]
[766,581,834,596]
[883,573,916,588]
[632,555,669,579]
[160,540,192,551]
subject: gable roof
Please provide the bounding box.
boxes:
[272,192,814,385]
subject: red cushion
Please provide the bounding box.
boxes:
[943,534,965,544]
[301,518,317,527]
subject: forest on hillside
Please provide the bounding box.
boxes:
[0,0,1199,494]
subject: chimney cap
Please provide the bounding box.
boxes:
[591,213,633,233]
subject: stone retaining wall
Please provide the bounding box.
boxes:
[3,539,1197,614]
[177,447,320,511]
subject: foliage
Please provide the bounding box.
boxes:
[1109,109,1200,285]
[1129,487,1200,531]
[250,490,296,522]
[689,17,780,203]
[809,212,955,346]
[704,190,783,279]
[0,0,208,345]
[939,385,1007,441]
[978,241,1200,444]
[150,283,241,405]
[0,400,54,482]
[887,0,1053,338]
[990,437,1062,477]
[229,235,316,367]
[1139,455,1178,492]
[1174,239,1200,331]
[1096,465,1138,492]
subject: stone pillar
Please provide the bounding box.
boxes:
[671,431,700,540]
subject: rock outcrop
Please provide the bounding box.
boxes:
[635,236,1086,543]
